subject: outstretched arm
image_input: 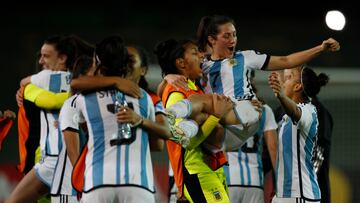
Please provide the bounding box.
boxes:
[268,72,301,122]
[71,76,141,98]
[266,38,340,70]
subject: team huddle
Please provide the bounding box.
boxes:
[4,15,340,203]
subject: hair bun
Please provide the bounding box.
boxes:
[317,73,329,87]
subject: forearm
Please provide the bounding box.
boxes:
[71,76,118,91]
[187,115,220,149]
[264,130,278,169]
[267,45,323,70]
[20,76,31,87]
[277,93,301,122]
[141,116,172,140]
[63,131,80,166]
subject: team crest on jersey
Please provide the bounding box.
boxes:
[212,191,222,201]
[229,58,237,66]
[66,74,72,84]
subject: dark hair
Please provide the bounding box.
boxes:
[43,35,62,46]
[301,65,329,98]
[95,36,131,77]
[44,35,94,71]
[58,35,94,71]
[128,46,150,91]
[154,39,195,77]
[72,55,94,79]
[197,15,235,52]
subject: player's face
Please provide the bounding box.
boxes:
[126,47,146,84]
[212,22,237,58]
[38,44,60,70]
[183,42,203,80]
[283,68,302,98]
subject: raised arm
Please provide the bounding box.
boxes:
[266,38,340,71]
[268,72,301,122]
[71,76,141,98]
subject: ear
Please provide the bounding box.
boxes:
[208,35,216,46]
[58,54,67,66]
[140,67,147,76]
[175,58,185,69]
[294,83,302,92]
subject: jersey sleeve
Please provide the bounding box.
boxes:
[263,104,278,131]
[59,96,82,132]
[154,100,165,115]
[297,103,318,137]
[24,84,70,110]
[242,50,270,70]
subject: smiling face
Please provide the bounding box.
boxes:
[209,22,237,59]
[179,42,203,80]
[38,43,60,70]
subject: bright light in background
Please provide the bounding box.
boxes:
[325,10,346,31]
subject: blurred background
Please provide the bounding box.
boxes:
[0,2,359,202]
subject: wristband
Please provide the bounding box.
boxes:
[132,117,144,127]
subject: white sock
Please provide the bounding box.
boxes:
[177,119,198,138]
[166,99,192,118]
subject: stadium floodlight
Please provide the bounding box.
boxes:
[325,10,346,31]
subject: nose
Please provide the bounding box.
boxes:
[39,56,44,65]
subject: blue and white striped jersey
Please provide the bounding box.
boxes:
[201,50,269,99]
[275,103,320,200]
[31,69,71,156]
[224,105,277,188]
[75,89,156,193]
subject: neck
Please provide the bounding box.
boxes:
[211,51,232,60]
[292,94,305,104]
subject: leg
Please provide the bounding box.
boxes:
[183,169,230,203]
[5,168,48,203]
[165,94,214,121]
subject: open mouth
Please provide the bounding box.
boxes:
[228,46,235,52]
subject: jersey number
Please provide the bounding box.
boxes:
[241,133,260,153]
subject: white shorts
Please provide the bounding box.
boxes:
[228,187,263,203]
[81,186,155,203]
[51,194,79,203]
[272,196,320,203]
[34,155,58,187]
[51,147,75,196]
[223,100,260,151]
